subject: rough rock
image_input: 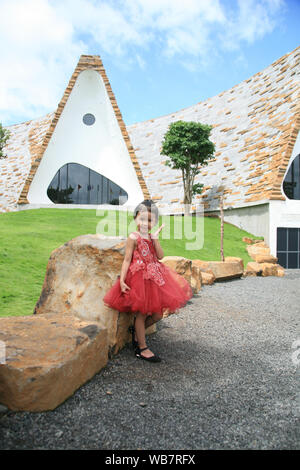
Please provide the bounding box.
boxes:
[160,256,192,287]
[191,265,202,293]
[246,242,270,261]
[253,254,278,264]
[276,265,285,277]
[242,237,254,244]
[260,262,279,277]
[244,262,285,277]
[244,262,263,276]
[191,260,216,280]
[207,261,244,281]
[199,271,215,285]
[191,260,243,281]
[34,234,155,356]
[0,312,108,411]
[242,237,264,244]
[224,256,244,271]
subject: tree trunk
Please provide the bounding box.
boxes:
[183,169,192,216]
[220,193,224,261]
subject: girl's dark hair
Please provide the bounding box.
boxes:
[133,199,159,223]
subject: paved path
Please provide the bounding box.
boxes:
[1,270,299,450]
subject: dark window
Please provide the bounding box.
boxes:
[277,252,287,268]
[277,227,287,251]
[283,154,300,200]
[288,252,298,269]
[288,228,298,251]
[47,163,128,205]
[277,227,300,268]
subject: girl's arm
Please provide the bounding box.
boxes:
[152,238,164,260]
[120,234,135,292]
[151,224,165,260]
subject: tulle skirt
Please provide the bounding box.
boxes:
[103,264,193,316]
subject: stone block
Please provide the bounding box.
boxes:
[192,259,243,281]
[224,256,244,271]
[160,256,192,287]
[0,312,108,411]
[190,260,216,283]
[191,265,202,294]
[246,242,270,260]
[276,265,285,277]
[244,261,263,276]
[254,254,278,264]
[200,271,215,285]
[260,263,279,276]
[33,234,137,356]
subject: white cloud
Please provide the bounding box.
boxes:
[0,0,85,123]
[0,0,286,125]
[221,0,285,49]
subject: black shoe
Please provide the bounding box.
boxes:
[135,346,161,363]
[128,318,138,350]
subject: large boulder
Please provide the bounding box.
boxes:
[253,254,278,264]
[224,256,244,271]
[246,242,271,261]
[260,262,280,277]
[160,256,192,282]
[245,240,284,276]
[160,256,201,293]
[199,271,215,285]
[192,259,243,281]
[242,237,264,244]
[191,260,216,284]
[276,265,285,277]
[0,312,108,411]
[0,234,159,412]
[34,234,155,356]
[244,262,285,277]
[244,261,263,276]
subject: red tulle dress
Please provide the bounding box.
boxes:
[103,231,193,317]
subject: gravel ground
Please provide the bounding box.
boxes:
[0,270,299,450]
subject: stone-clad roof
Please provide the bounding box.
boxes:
[127,45,300,212]
[0,112,54,213]
[1,46,299,213]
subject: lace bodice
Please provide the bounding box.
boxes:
[128,231,166,286]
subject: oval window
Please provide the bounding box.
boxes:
[83,113,96,126]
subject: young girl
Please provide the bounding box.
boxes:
[103,199,193,363]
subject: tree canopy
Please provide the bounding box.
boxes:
[0,123,10,159]
[160,120,215,213]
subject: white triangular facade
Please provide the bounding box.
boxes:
[27,69,144,207]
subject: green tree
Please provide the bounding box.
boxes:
[0,123,11,159]
[160,120,215,215]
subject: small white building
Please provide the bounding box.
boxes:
[1,47,300,267]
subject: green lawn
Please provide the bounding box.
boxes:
[0,208,263,317]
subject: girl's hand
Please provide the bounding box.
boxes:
[120,280,131,293]
[151,223,165,239]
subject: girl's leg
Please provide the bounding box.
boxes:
[134,312,157,358]
[145,312,163,329]
[133,312,163,342]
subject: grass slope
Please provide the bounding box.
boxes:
[0,208,263,317]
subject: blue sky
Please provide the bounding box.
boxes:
[0,0,299,127]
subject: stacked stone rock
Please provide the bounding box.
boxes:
[242,237,285,277]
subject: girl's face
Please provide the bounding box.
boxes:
[136,208,157,235]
